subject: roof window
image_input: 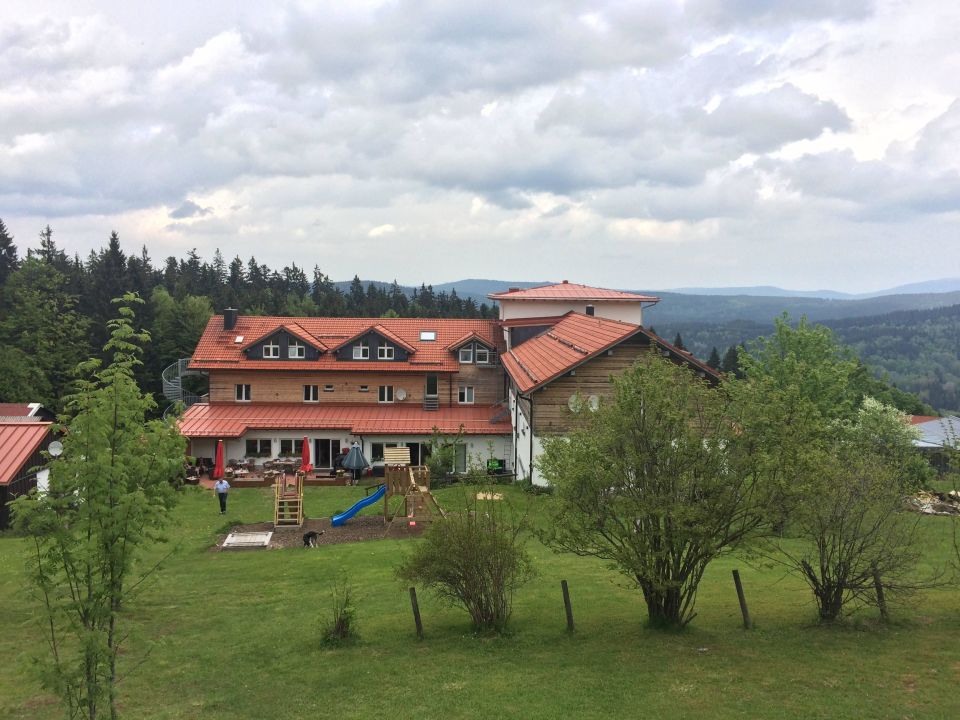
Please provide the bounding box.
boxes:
[234,335,244,343]
[420,330,436,341]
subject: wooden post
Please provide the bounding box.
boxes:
[732,569,752,630]
[561,579,575,633]
[408,587,424,640]
[872,564,888,622]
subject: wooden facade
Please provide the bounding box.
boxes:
[530,336,652,434]
[208,364,507,407]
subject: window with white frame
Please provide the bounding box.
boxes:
[458,346,473,363]
[235,384,251,401]
[475,346,490,364]
[288,341,305,359]
[377,342,395,360]
[370,442,399,462]
[419,330,436,341]
[303,384,319,402]
[458,385,474,404]
[324,384,334,392]
[279,438,304,456]
[353,339,370,359]
[245,438,271,456]
[359,385,369,393]
[263,342,280,358]
[378,385,394,403]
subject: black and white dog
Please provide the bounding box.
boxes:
[303,530,324,547]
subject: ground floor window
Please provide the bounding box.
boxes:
[378,385,394,403]
[245,438,271,457]
[371,442,399,462]
[303,385,319,402]
[458,385,475,404]
[279,438,304,456]
[235,384,251,401]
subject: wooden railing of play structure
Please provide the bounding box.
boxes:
[274,471,304,527]
[383,465,444,526]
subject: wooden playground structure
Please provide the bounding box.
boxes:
[269,447,445,532]
[274,471,305,527]
[383,464,445,529]
[381,446,445,530]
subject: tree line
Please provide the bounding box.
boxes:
[0,220,494,412]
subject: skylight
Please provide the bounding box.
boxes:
[234,335,244,343]
[420,330,436,341]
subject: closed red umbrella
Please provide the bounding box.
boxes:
[300,436,313,473]
[212,439,225,480]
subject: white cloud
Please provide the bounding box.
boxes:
[0,0,958,292]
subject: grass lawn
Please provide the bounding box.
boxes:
[1,483,958,719]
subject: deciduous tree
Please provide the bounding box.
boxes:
[12,294,185,720]
[539,352,770,628]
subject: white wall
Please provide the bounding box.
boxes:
[189,432,357,466]
[188,431,511,472]
[361,434,512,472]
[499,299,644,325]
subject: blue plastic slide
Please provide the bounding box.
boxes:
[331,484,386,527]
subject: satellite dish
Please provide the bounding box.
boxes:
[567,394,583,413]
[588,395,600,412]
[395,388,407,401]
[48,440,64,457]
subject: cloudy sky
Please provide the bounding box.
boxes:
[1,0,958,292]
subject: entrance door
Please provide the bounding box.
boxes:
[314,439,335,468]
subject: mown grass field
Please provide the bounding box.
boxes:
[1,484,958,719]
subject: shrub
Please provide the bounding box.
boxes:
[397,487,535,633]
[320,579,359,647]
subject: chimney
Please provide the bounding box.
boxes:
[223,308,238,331]
[562,279,569,284]
[585,305,595,316]
[508,287,520,293]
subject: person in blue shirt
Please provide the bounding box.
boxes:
[214,478,230,514]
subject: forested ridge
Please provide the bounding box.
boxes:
[0,219,952,416]
[661,305,960,414]
[0,221,494,413]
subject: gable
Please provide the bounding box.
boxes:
[244,328,323,361]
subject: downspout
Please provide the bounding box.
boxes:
[528,392,534,484]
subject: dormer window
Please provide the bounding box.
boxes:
[459,346,473,363]
[475,347,490,364]
[377,342,395,360]
[353,340,370,360]
[263,342,280,359]
[289,341,305,359]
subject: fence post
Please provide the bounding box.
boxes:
[561,579,575,633]
[732,569,752,630]
[409,587,424,640]
[872,564,888,622]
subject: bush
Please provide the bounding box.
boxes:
[320,579,359,647]
[396,487,535,633]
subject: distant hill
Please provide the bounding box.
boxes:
[656,304,960,414]
[666,277,960,299]
[642,290,960,325]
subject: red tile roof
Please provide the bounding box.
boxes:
[489,281,660,303]
[502,313,643,393]
[190,317,502,372]
[909,415,941,425]
[501,313,721,394]
[0,422,52,486]
[179,403,511,438]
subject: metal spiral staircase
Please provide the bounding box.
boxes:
[161,358,206,419]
